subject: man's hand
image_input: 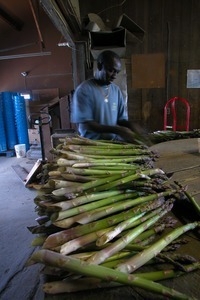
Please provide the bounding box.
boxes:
[117,126,152,146]
[116,126,138,143]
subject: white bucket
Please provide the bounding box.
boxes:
[14,144,26,158]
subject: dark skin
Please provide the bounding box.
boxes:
[81,53,144,143]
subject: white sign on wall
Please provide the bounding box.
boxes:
[187,70,200,88]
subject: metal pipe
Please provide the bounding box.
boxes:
[0,52,51,60]
[29,0,45,49]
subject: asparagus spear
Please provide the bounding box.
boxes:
[50,191,138,222]
[42,261,200,294]
[175,181,200,216]
[65,166,136,175]
[67,146,150,156]
[43,198,164,249]
[116,222,200,274]
[74,189,175,225]
[50,191,139,222]
[59,212,145,255]
[52,173,125,197]
[29,249,196,299]
[96,213,166,247]
[86,200,173,265]
[45,190,124,211]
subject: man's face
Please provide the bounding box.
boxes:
[98,57,121,84]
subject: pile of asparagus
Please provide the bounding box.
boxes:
[27,136,200,299]
[149,129,200,143]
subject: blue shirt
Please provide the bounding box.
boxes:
[71,79,128,140]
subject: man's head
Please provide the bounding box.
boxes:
[95,50,121,84]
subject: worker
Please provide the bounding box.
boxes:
[71,50,144,143]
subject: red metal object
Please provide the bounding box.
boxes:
[163,97,190,131]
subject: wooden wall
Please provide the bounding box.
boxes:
[0,0,74,101]
[79,0,200,132]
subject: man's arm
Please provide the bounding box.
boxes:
[82,120,137,143]
[118,120,151,145]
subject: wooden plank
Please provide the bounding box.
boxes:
[131,53,165,89]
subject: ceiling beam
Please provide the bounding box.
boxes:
[0,6,23,31]
[0,51,51,60]
[29,0,45,49]
[40,0,80,88]
[40,0,75,48]
[56,0,81,35]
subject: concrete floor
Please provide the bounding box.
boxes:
[0,156,44,300]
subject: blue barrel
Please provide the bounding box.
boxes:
[2,92,18,150]
[13,95,30,151]
[0,93,7,152]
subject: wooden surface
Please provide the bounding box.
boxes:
[150,138,200,206]
[45,139,200,300]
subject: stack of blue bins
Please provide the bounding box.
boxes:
[1,92,30,154]
[2,92,18,151]
[13,94,30,151]
[0,93,7,152]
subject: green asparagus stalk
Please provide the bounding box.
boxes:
[73,157,142,164]
[29,249,195,299]
[31,235,47,246]
[48,170,62,177]
[52,173,126,197]
[42,261,200,294]
[67,145,150,156]
[64,136,146,148]
[96,214,148,246]
[50,191,139,222]
[61,173,97,182]
[52,191,147,228]
[56,158,79,166]
[175,181,200,216]
[88,163,141,168]
[88,168,164,193]
[86,200,173,265]
[47,179,81,189]
[45,190,125,211]
[131,224,166,243]
[60,227,113,255]
[71,249,132,262]
[59,211,146,255]
[65,166,136,175]
[96,214,166,247]
[64,141,145,149]
[43,199,164,248]
[51,149,90,160]
[42,277,121,294]
[116,221,200,274]
[74,189,175,225]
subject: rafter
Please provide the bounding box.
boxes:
[0,5,23,31]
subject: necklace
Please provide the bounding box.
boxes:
[93,80,110,103]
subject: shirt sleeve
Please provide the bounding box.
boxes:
[117,87,128,121]
[71,82,94,123]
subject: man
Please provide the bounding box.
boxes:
[71,50,140,143]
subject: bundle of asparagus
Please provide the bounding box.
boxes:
[27,136,200,299]
[149,129,200,144]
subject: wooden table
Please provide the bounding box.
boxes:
[150,138,200,207]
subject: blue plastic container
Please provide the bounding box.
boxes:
[13,95,30,151]
[2,92,18,150]
[0,93,7,152]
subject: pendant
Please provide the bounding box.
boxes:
[104,97,108,103]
